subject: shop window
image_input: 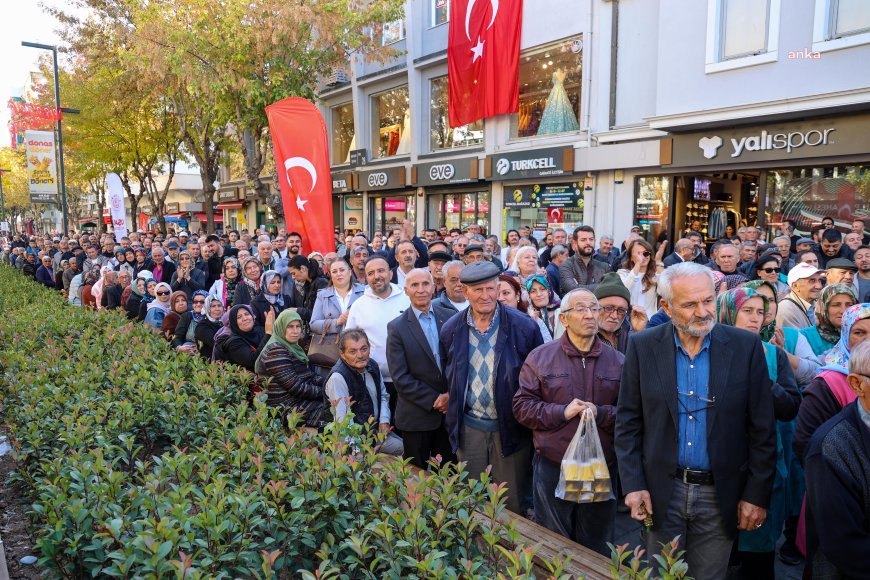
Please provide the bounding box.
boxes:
[370,195,416,236]
[503,182,584,239]
[432,0,449,27]
[510,38,583,139]
[720,0,770,59]
[426,191,490,233]
[372,86,410,158]
[381,19,405,45]
[829,0,870,38]
[635,177,671,247]
[331,102,355,165]
[765,164,870,237]
[430,76,483,150]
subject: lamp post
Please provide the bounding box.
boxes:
[21,41,79,236]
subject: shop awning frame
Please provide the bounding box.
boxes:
[216,201,246,210]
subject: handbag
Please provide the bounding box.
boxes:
[308,319,340,367]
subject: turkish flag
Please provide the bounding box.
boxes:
[265,98,336,256]
[448,0,522,128]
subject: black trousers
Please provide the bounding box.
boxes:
[401,425,456,470]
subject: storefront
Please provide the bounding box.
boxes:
[331,171,362,234]
[412,157,491,234]
[645,111,870,244]
[216,187,247,233]
[355,165,414,236]
[484,146,579,240]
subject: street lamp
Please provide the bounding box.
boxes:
[21,41,80,236]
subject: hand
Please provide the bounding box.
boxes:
[564,399,595,420]
[433,393,449,413]
[770,327,785,348]
[655,240,668,262]
[265,308,276,334]
[336,311,349,326]
[737,501,767,531]
[378,422,391,434]
[625,491,653,522]
[629,306,648,332]
[402,219,414,241]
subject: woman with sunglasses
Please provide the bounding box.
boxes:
[525,275,559,342]
[194,292,225,360]
[800,284,858,357]
[716,288,801,580]
[751,251,789,298]
[207,257,241,308]
[171,290,209,354]
[144,282,173,331]
[170,250,206,299]
[617,238,663,318]
[137,279,158,321]
[232,257,265,307]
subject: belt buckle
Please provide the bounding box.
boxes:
[680,469,691,484]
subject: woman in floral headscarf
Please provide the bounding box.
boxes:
[716,288,801,580]
[232,257,264,307]
[207,257,241,308]
[799,284,857,357]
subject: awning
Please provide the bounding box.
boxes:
[149,216,188,225]
[194,212,224,223]
[78,216,99,224]
[164,213,184,219]
[216,201,246,210]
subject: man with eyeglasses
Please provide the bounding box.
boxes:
[616,262,776,579]
[777,262,825,330]
[514,288,624,554]
[590,273,648,354]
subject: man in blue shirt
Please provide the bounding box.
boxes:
[616,262,776,579]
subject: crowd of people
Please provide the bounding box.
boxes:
[3,214,869,580]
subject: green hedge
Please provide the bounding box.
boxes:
[0,266,562,578]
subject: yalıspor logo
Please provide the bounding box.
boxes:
[698,136,723,159]
[496,158,510,175]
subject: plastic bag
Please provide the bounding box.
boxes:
[555,407,613,503]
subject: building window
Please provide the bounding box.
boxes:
[427,191,490,233]
[372,86,410,158]
[381,19,405,45]
[430,76,483,150]
[829,0,870,38]
[432,0,449,27]
[331,103,355,165]
[510,38,583,139]
[634,177,671,248]
[720,0,770,59]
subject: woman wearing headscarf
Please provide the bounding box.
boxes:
[231,257,264,307]
[171,290,208,353]
[525,275,559,342]
[750,251,790,298]
[617,238,661,318]
[207,257,241,308]
[213,304,273,372]
[799,284,857,357]
[794,303,870,461]
[118,248,136,278]
[716,288,801,579]
[132,248,149,277]
[255,310,331,430]
[287,255,329,322]
[125,277,146,320]
[194,292,224,360]
[251,270,297,330]
[170,251,206,299]
[160,291,189,342]
[143,282,173,331]
[137,279,158,321]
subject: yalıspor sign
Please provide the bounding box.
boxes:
[666,113,870,167]
[699,128,836,159]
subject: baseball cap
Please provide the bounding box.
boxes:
[787,262,821,286]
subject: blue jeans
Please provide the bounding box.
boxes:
[532,454,615,556]
[646,479,733,580]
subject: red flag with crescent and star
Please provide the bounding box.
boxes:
[265,97,336,256]
[447,0,522,128]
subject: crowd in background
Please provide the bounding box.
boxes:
[2,213,869,580]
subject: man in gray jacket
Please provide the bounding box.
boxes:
[559,226,608,292]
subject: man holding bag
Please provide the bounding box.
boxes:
[513,288,624,555]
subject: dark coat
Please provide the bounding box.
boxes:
[170,268,206,298]
[250,293,298,331]
[36,264,55,288]
[558,255,608,292]
[101,284,123,310]
[213,331,268,372]
[171,311,197,349]
[296,276,329,322]
[663,252,709,268]
[804,401,870,578]
[141,259,176,284]
[193,318,222,360]
[386,304,454,432]
[615,322,777,537]
[256,342,331,428]
[514,334,624,466]
[440,303,544,457]
[126,293,143,320]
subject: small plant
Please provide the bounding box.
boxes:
[609,537,692,580]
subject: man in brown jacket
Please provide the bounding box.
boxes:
[513,288,624,555]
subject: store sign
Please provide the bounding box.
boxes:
[332,171,353,193]
[166,202,181,213]
[504,182,585,209]
[666,113,870,166]
[356,166,406,191]
[218,189,239,202]
[412,157,478,186]
[349,149,368,168]
[485,147,574,181]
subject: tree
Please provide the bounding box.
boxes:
[0,146,32,233]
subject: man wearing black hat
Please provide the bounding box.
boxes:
[593,272,647,354]
[825,257,858,289]
[427,250,453,296]
[462,244,486,265]
[440,261,544,514]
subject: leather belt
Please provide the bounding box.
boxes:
[674,467,714,485]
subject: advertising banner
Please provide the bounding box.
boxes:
[25,130,58,203]
[106,173,128,241]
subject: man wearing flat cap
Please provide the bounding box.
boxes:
[440,261,544,514]
[427,250,453,296]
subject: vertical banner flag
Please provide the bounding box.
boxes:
[24,130,58,203]
[106,173,129,242]
[448,0,523,128]
[265,98,336,256]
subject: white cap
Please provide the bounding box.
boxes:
[179,230,189,237]
[137,270,153,280]
[787,262,820,286]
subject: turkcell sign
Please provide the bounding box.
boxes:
[486,147,573,181]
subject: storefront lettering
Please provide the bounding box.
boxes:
[496,156,557,175]
[428,164,456,181]
[367,172,388,187]
[332,178,348,189]
[700,128,836,159]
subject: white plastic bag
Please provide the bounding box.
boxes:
[555,407,613,503]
